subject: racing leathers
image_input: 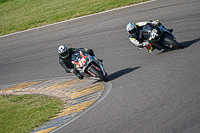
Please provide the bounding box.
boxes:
[128,20,169,53]
[59,48,95,79]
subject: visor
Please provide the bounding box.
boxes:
[129,28,136,34]
[60,51,68,57]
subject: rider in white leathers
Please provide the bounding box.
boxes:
[126,20,173,53]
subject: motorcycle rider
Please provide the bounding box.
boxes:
[58,45,99,80]
[126,20,173,53]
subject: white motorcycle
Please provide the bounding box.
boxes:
[71,51,108,82]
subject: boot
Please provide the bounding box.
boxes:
[167,29,173,32]
[148,45,155,53]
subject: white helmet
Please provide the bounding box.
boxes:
[58,45,69,58]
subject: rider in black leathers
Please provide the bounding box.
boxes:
[58,45,96,79]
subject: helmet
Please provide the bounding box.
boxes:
[58,45,69,58]
[126,23,137,34]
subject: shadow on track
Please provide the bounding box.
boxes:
[180,37,200,48]
[107,67,141,81]
[158,37,200,54]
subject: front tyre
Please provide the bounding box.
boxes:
[89,66,108,82]
[162,36,183,49]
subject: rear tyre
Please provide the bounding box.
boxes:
[162,36,183,49]
[89,66,108,82]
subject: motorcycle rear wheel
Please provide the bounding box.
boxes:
[162,36,183,49]
[89,66,108,82]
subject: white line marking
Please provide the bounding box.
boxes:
[50,82,112,133]
[0,0,156,38]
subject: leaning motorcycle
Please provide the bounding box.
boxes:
[142,24,183,50]
[71,51,108,82]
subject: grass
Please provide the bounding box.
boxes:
[0,94,64,133]
[0,0,148,36]
[0,0,148,132]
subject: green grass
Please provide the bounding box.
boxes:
[0,0,148,36]
[0,94,64,133]
[0,0,14,4]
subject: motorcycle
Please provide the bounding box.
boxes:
[142,24,183,50]
[71,51,108,82]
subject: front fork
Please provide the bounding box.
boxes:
[99,63,107,77]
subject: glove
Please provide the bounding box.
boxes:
[86,49,95,56]
[152,21,159,26]
[143,40,150,46]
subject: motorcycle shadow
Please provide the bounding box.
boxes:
[158,37,200,54]
[107,67,141,81]
[180,37,200,49]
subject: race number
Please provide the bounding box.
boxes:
[151,29,158,39]
[78,56,86,67]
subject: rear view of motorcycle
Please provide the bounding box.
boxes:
[71,51,108,82]
[142,24,183,50]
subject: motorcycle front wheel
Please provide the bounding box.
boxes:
[162,36,183,49]
[89,66,108,82]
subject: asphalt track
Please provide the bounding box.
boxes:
[0,0,200,132]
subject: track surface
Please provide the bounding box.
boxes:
[0,0,200,132]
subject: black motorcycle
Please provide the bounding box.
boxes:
[142,24,183,50]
